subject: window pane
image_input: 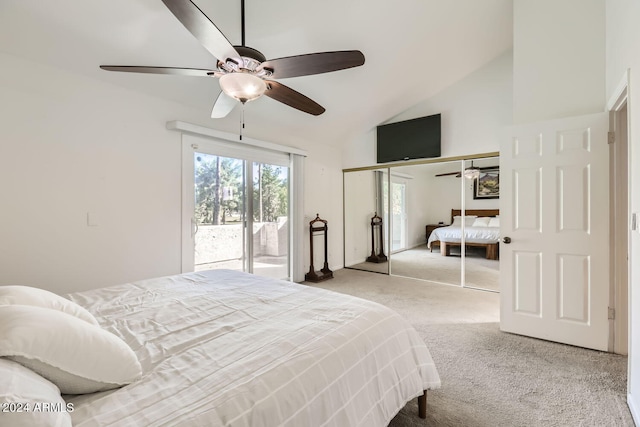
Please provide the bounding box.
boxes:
[193,153,245,272]
[251,162,289,279]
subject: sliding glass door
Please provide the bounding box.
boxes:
[250,162,289,279]
[182,135,291,280]
[390,179,408,252]
[193,153,246,272]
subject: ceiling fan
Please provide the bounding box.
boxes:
[435,161,499,179]
[100,0,365,118]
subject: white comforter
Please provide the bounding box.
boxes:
[427,225,500,249]
[66,270,440,427]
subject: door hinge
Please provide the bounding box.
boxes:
[608,307,616,320]
[608,131,615,144]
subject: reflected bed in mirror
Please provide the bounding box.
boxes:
[343,154,500,292]
[428,209,500,260]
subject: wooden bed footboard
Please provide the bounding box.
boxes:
[440,241,499,260]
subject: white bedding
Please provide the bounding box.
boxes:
[65,269,440,427]
[427,225,500,249]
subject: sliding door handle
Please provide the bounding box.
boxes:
[191,218,199,237]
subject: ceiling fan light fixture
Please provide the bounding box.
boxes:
[464,161,481,180]
[219,72,267,103]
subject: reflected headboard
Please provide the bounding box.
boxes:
[451,209,499,223]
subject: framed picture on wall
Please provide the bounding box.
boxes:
[474,169,499,199]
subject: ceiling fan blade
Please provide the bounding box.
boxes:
[264,81,325,116]
[435,165,499,177]
[161,0,240,62]
[259,50,365,79]
[435,171,461,177]
[100,65,216,76]
[211,91,237,118]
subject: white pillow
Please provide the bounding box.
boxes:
[471,217,491,227]
[488,217,500,228]
[0,305,142,394]
[0,285,98,326]
[0,358,72,427]
[452,215,477,226]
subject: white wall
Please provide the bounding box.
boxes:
[0,52,344,294]
[342,50,513,169]
[605,0,640,421]
[301,144,345,275]
[513,0,605,124]
[399,169,432,249]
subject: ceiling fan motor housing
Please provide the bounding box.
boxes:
[218,46,272,79]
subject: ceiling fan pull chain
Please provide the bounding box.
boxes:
[239,103,245,141]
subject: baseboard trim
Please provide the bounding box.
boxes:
[627,393,639,425]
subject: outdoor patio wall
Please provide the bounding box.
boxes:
[195,220,288,265]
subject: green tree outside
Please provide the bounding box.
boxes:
[253,164,288,223]
[194,156,288,225]
[194,155,243,225]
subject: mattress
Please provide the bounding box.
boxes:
[427,225,500,249]
[65,269,440,426]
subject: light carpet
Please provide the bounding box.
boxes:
[307,268,632,427]
[348,245,500,292]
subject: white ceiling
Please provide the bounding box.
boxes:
[0,0,513,147]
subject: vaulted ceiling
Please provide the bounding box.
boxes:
[0,0,513,147]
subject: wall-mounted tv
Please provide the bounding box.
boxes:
[376,113,441,163]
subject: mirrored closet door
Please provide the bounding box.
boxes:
[388,161,462,286]
[461,157,500,292]
[343,152,500,292]
[343,168,390,274]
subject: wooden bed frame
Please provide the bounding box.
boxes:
[434,209,500,260]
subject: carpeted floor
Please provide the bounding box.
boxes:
[307,268,633,427]
[348,245,500,292]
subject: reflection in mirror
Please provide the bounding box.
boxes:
[462,157,500,292]
[343,155,500,292]
[388,161,462,286]
[344,169,390,274]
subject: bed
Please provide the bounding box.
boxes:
[11,269,439,426]
[427,209,500,260]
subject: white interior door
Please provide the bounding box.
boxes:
[500,112,610,351]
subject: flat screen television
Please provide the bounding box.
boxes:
[376,113,441,163]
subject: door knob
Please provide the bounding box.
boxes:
[502,237,511,244]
